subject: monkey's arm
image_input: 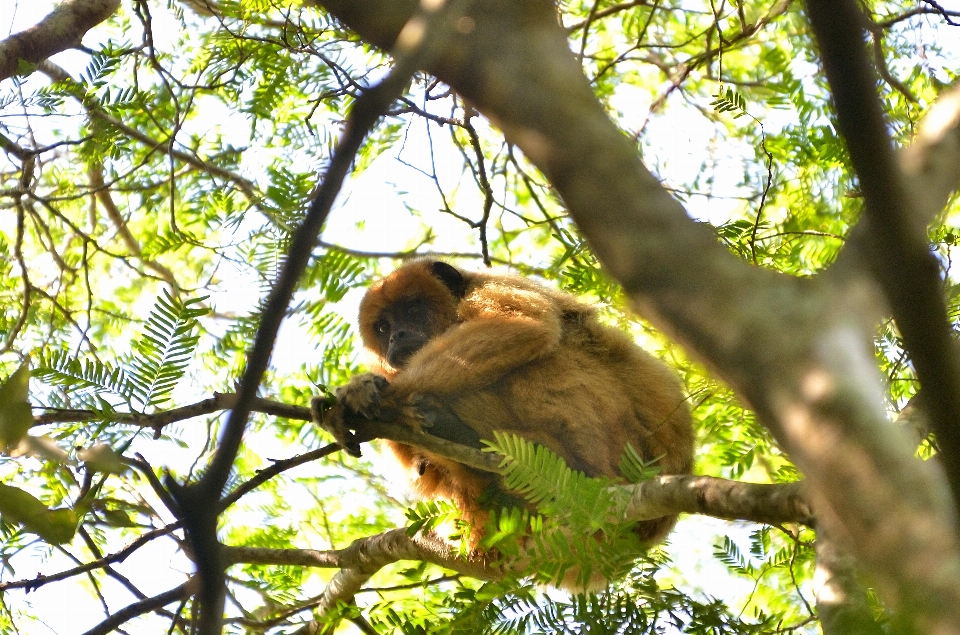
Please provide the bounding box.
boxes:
[390,312,562,397]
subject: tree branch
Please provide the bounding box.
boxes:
[0,0,120,82]
[38,60,259,202]
[87,161,181,292]
[814,524,884,635]
[623,475,812,526]
[224,474,813,622]
[309,2,960,633]
[79,579,196,635]
[806,0,960,507]
[898,81,960,227]
[0,523,180,592]
[33,392,311,430]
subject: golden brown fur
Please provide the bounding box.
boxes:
[322,259,694,546]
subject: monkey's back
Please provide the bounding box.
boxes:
[444,302,694,543]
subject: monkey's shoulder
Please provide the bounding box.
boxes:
[459,272,594,321]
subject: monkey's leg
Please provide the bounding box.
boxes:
[408,395,482,448]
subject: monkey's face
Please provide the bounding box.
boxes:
[373,298,445,368]
[358,260,465,369]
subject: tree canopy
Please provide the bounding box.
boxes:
[1,0,960,633]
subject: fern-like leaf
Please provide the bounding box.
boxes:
[618,443,664,484]
[404,499,460,538]
[35,350,134,407]
[710,86,749,119]
[484,431,614,529]
[714,535,755,577]
[128,290,208,409]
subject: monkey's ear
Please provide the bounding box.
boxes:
[430,261,468,298]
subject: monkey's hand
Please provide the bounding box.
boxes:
[338,373,389,419]
[312,374,389,458]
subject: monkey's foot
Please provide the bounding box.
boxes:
[405,393,438,434]
[311,396,362,458]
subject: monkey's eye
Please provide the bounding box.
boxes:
[374,320,390,335]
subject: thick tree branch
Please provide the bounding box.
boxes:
[309,2,960,633]
[814,524,884,635]
[0,0,120,82]
[806,0,960,506]
[623,476,811,526]
[898,81,960,226]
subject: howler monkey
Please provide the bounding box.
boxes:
[314,259,694,545]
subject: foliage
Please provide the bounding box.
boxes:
[0,0,956,633]
[34,290,208,412]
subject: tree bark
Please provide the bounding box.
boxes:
[308,1,960,632]
[0,0,120,82]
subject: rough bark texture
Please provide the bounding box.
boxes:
[309,1,960,632]
[814,525,885,635]
[0,0,120,82]
[624,476,812,527]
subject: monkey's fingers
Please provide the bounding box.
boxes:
[337,373,389,419]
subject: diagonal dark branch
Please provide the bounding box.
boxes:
[79,579,196,635]
[165,3,470,632]
[805,0,960,505]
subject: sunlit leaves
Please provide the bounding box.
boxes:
[482,432,647,588]
[35,352,133,408]
[0,483,76,544]
[128,290,208,409]
[0,0,954,631]
[0,363,32,450]
[77,443,128,474]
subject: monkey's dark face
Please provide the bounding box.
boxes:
[373,298,445,368]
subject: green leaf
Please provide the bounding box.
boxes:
[11,434,69,463]
[618,443,664,484]
[78,443,128,474]
[34,351,133,406]
[128,290,208,408]
[0,363,32,450]
[102,509,137,528]
[15,58,38,77]
[0,482,76,544]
